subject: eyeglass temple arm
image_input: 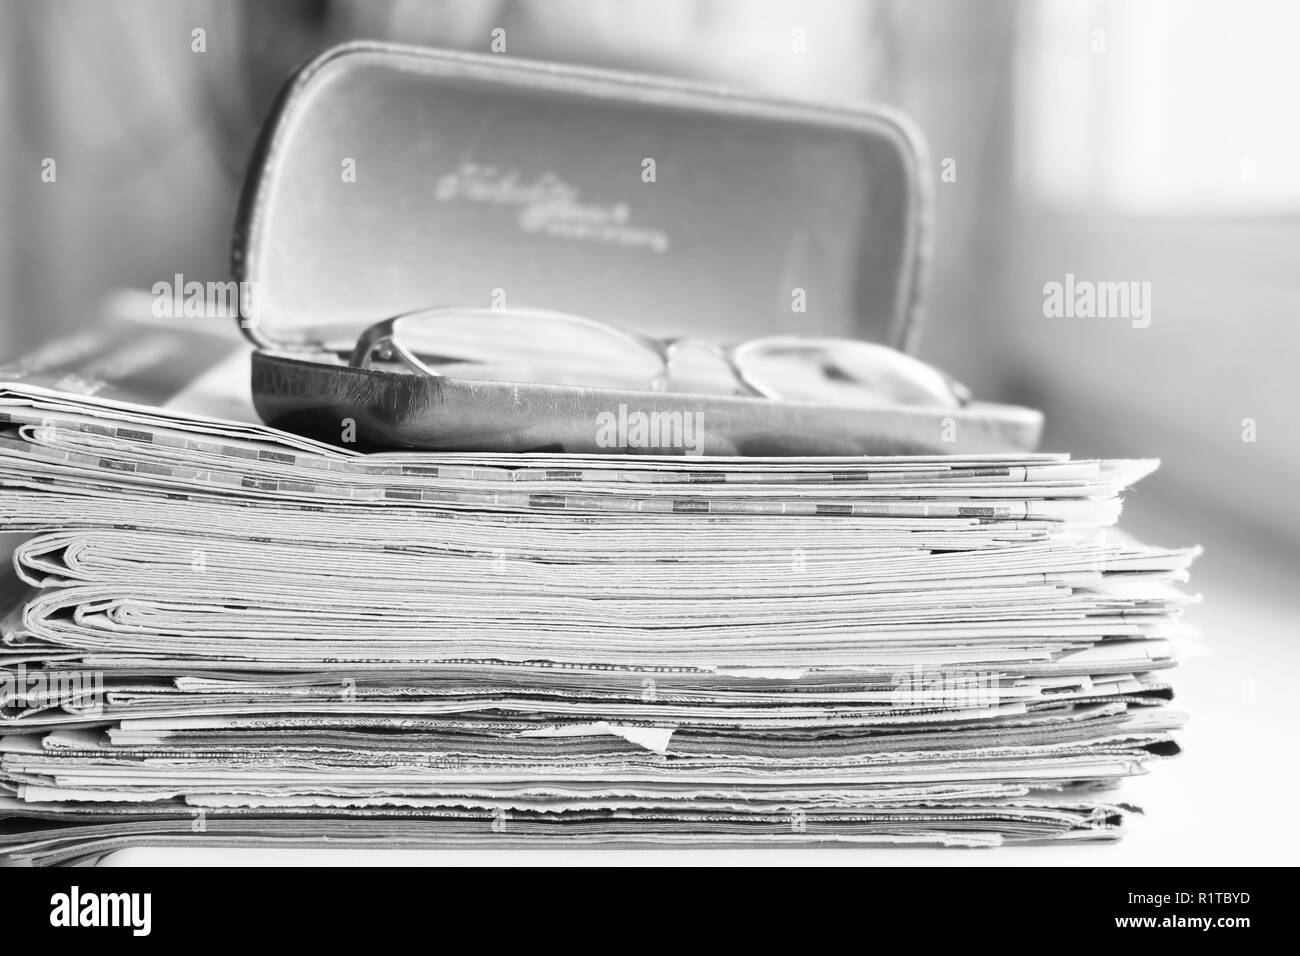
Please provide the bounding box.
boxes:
[349,317,446,379]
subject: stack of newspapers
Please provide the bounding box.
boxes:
[0,326,1199,863]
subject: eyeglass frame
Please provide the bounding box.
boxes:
[348,306,970,406]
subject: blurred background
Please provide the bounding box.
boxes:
[1,6,1296,577]
[0,0,1296,862]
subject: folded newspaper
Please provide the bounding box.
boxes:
[0,324,1199,863]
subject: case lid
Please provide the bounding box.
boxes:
[232,42,931,355]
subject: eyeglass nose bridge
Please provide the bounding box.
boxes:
[660,336,768,398]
